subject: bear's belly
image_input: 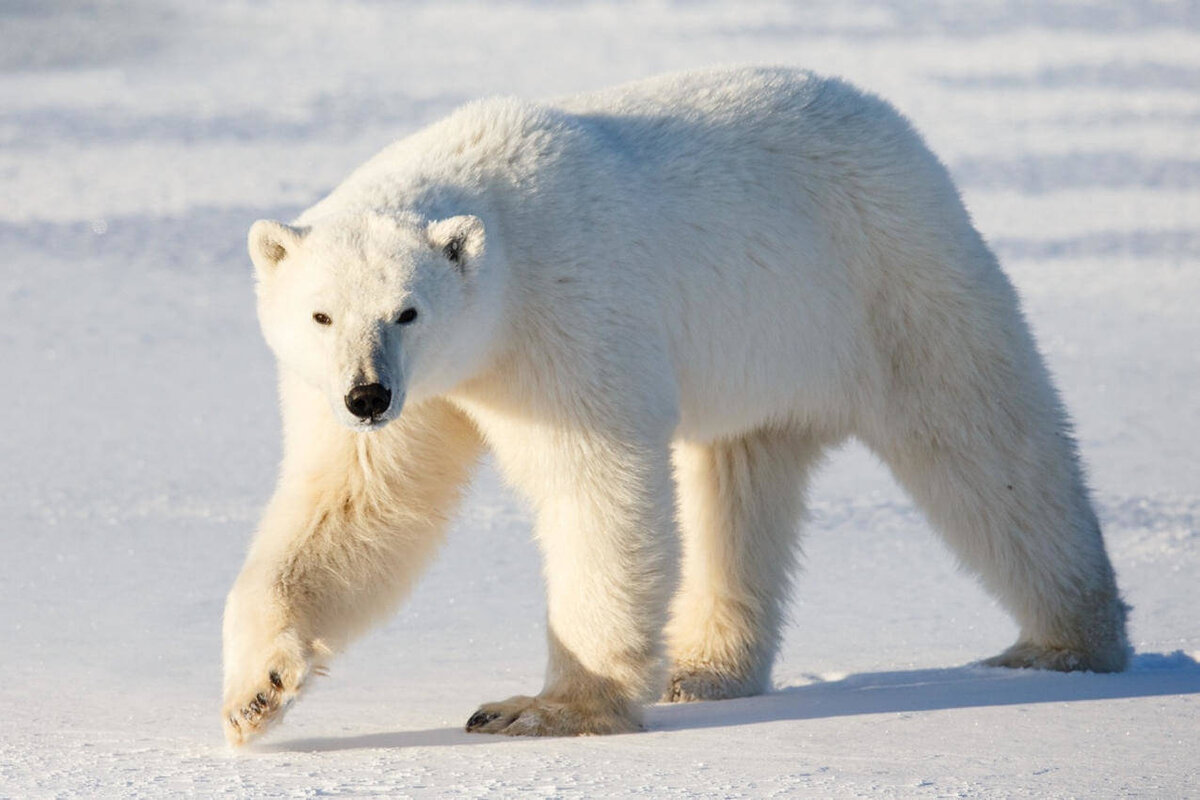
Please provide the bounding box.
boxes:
[662,267,868,443]
[669,327,863,443]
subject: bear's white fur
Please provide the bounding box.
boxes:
[222,66,1129,744]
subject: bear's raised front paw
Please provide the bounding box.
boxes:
[981,640,1128,673]
[464,694,641,736]
[222,647,316,746]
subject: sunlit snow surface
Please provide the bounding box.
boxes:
[2,2,1198,797]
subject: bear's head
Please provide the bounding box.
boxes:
[249,212,494,430]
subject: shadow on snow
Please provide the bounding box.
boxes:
[262,651,1200,752]
[651,650,1200,733]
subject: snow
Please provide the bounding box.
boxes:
[2,1,1198,797]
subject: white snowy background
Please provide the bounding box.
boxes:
[2,1,1198,797]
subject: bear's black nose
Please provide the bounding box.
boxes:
[345,383,392,420]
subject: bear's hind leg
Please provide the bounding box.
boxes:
[665,427,829,702]
[872,413,1129,673]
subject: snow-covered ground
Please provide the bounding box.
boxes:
[2,1,1198,797]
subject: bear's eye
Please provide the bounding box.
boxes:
[443,237,462,264]
[396,308,418,325]
[312,312,332,326]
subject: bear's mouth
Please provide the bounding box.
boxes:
[348,415,394,433]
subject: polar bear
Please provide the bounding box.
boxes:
[222,66,1129,744]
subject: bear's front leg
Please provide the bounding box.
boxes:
[222,559,327,745]
[221,390,482,745]
[465,421,679,736]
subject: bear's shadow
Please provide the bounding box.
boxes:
[263,651,1200,752]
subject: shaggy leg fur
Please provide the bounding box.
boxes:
[880,431,1128,672]
[861,235,1129,673]
[222,389,482,745]
[665,427,829,702]
[465,416,679,735]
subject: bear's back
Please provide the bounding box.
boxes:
[308,66,922,220]
[557,65,827,121]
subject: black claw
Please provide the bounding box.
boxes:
[466,710,502,731]
[269,671,283,690]
[256,692,269,706]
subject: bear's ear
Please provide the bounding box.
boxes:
[426,215,485,272]
[248,220,308,278]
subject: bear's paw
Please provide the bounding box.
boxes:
[981,640,1129,673]
[222,636,323,746]
[464,694,641,736]
[663,665,765,703]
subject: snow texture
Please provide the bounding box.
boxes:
[1,1,1197,797]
